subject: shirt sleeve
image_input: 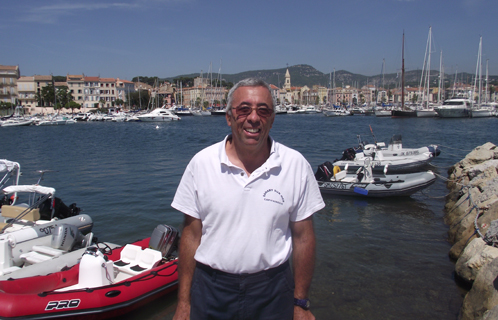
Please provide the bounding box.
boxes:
[171,162,201,219]
[289,160,325,222]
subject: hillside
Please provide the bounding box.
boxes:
[164,64,496,89]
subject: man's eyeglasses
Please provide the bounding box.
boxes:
[232,106,274,118]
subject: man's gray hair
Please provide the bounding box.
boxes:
[226,78,276,116]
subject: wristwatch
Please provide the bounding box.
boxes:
[294,298,311,310]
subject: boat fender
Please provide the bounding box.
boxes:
[333,166,341,177]
[354,187,369,196]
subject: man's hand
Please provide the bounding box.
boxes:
[294,306,315,320]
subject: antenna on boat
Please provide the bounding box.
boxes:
[369,125,378,144]
[36,170,57,185]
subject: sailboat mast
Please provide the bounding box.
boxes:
[438,50,443,104]
[425,27,432,108]
[401,32,405,109]
[485,59,489,104]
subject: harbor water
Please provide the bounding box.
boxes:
[1,114,496,319]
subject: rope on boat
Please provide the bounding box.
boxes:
[438,144,473,152]
[444,151,469,158]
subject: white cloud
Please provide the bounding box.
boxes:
[19,0,190,24]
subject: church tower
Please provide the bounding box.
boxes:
[284,68,291,90]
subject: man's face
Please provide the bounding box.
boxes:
[226,86,275,150]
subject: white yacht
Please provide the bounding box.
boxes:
[470,103,497,118]
[434,97,472,118]
[137,108,180,122]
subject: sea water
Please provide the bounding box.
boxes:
[1,114,496,319]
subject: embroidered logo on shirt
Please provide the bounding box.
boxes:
[263,189,285,205]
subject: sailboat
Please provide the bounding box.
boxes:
[470,37,495,118]
[417,27,438,117]
[374,60,392,117]
[392,31,417,118]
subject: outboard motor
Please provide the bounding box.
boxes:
[339,148,356,161]
[149,224,179,259]
[38,197,81,220]
[78,246,114,288]
[428,145,441,157]
[388,134,403,152]
[51,224,93,251]
[315,161,334,181]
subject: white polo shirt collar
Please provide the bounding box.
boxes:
[219,134,281,175]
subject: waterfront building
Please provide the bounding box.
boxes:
[83,76,100,109]
[99,78,116,108]
[153,81,174,107]
[269,84,281,104]
[17,76,36,111]
[0,65,20,106]
[116,78,135,107]
[315,85,328,105]
[67,74,85,106]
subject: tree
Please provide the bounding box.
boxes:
[40,86,55,107]
[35,91,42,107]
[68,101,80,112]
[128,91,149,109]
[173,77,195,88]
[99,99,106,109]
[57,86,73,109]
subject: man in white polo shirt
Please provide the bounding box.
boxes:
[171,78,325,320]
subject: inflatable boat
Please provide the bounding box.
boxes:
[315,158,437,197]
[0,224,179,319]
[0,184,93,278]
[332,134,440,174]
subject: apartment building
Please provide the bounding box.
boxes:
[83,76,100,109]
[0,65,20,105]
[17,76,36,110]
[67,74,85,106]
[99,78,116,108]
[116,78,135,105]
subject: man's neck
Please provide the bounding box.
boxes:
[225,137,271,176]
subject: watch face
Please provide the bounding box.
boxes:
[294,298,310,310]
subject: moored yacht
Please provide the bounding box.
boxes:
[137,108,180,122]
[434,97,472,118]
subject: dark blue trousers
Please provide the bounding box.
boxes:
[190,261,294,320]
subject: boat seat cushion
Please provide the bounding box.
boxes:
[1,205,40,221]
[114,244,143,269]
[334,170,347,181]
[20,251,54,264]
[122,248,162,275]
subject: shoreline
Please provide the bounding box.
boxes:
[444,142,498,319]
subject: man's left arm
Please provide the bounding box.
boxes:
[290,216,316,320]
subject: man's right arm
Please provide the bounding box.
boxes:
[173,214,202,320]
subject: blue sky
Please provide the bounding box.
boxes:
[1,0,496,81]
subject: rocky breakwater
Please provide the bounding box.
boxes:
[444,142,498,319]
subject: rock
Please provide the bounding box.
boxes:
[447,187,482,244]
[449,201,498,260]
[459,257,498,320]
[468,160,498,182]
[463,143,497,165]
[477,177,498,204]
[483,305,498,320]
[444,143,498,320]
[456,238,498,284]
